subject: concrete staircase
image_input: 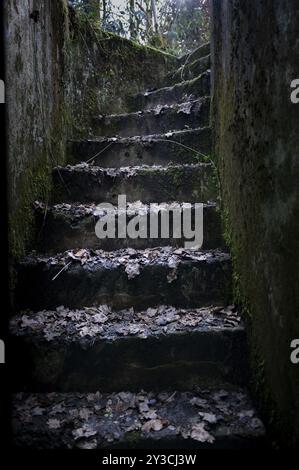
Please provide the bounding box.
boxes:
[10,43,266,449]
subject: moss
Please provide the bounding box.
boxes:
[14,53,23,74]
[9,158,53,262]
[123,431,142,446]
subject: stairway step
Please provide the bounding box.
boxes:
[10,305,247,392]
[179,42,210,65]
[128,72,210,112]
[164,55,211,86]
[68,127,211,168]
[35,202,225,253]
[16,248,232,311]
[12,388,265,449]
[53,163,217,205]
[93,98,210,138]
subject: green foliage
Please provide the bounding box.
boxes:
[69,0,210,55]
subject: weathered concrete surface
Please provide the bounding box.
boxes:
[67,127,212,168]
[12,389,266,449]
[67,14,178,134]
[10,305,248,392]
[93,98,210,138]
[16,248,232,311]
[165,55,211,87]
[211,0,299,447]
[5,0,69,259]
[34,202,225,253]
[53,163,217,205]
[128,72,210,112]
[5,1,177,261]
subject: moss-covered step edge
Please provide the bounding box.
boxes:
[127,72,210,112]
[67,127,211,168]
[34,201,226,254]
[164,55,211,87]
[178,42,210,66]
[53,163,217,205]
[92,98,210,138]
[16,248,232,312]
[10,305,248,392]
[12,388,266,449]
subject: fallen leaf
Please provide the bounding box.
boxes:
[125,263,141,280]
[47,419,61,430]
[191,423,215,443]
[142,419,165,432]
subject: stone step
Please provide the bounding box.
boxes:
[179,42,210,66]
[12,388,266,449]
[10,305,247,392]
[127,72,210,112]
[53,163,217,205]
[35,202,225,253]
[93,98,210,138]
[67,127,211,168]
[16,248,232,312]
[164,55,211,87]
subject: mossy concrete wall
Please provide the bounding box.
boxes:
[5,0,69,261]
[211,0,299,446]
[5,1,177,263]
[66,13,178,136]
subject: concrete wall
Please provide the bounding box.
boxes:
[5,1,176,262]
[211,0,299,446]
[5,0,69,260]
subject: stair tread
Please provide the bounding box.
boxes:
[12,388,265,449]
[92,99,209,138]
[165,55,211,86]
[55,161,212,175]
[11,304,241,344]
[53,162,216,205]
[36,200,218,218]
[17,247,232,311]
[95,97,210,120]
[71,126,210,143]
[128,72,210,112]
[134,72,210,101]
[34,201,225,253]
[21,246,230,269]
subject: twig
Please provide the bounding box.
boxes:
[52,262,72,281]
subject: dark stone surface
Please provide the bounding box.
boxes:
[34,202,225,253]
[12,388,266,449]
[178,43,210,66]
[211,0,299,446]
[67,127,212,168]
[10,305,248,392]
[93,98,210,138]
[53,163,217,205]
[165,55,211,87]
[128,72,210,112]
[16,248,232,311]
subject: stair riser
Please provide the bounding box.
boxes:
[36,206,225,253]
[93,99,210,138]
[128,73,210,112]
[16,258,232,311]
[10,328,248,392]
[165,55,211,86]
[67,128,211,168]
[53,165,217,205]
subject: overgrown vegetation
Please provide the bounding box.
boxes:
[69,0,210,55]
